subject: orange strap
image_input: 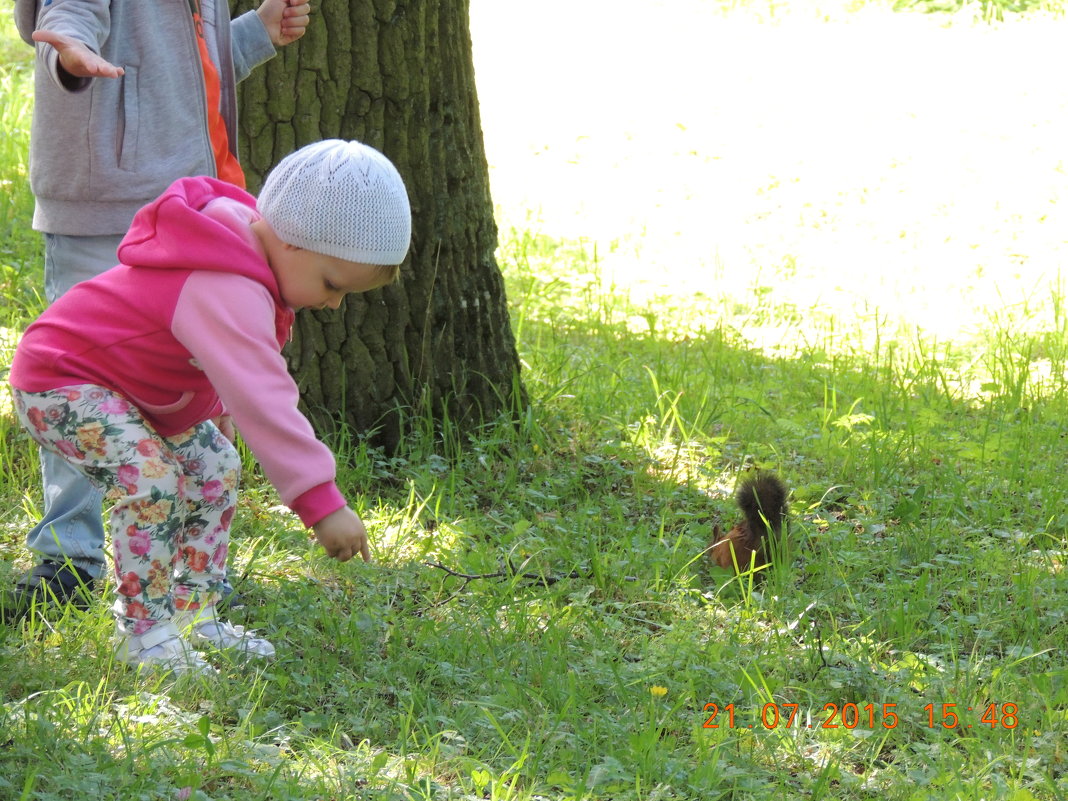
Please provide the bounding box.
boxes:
[190,0,245,188]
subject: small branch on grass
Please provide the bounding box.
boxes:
[423,560,637,607]
[810,622,830,680]
[425,560,592,588]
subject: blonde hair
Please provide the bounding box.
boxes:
[373,263,401,285]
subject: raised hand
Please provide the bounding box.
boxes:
[257,0,313,48]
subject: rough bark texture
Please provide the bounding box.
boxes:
[231,0,523,452]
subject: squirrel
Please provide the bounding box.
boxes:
[707,472,789,573]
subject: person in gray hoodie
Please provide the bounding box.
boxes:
[9,0,312,614]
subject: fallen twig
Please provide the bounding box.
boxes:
[423,560,638,608]
[424,560,592,588]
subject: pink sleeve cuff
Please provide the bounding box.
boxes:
[290,481,347,528]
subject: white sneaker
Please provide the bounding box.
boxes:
[114,621,216,676]
[174,607,276,659]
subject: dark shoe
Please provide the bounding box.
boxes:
[217,580,244,611]
[7,560,97,618]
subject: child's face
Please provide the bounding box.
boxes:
[271,244,390,310]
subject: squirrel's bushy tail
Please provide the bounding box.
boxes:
[736,472,789,542]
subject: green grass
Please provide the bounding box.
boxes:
[0,13,41,342]
[2,6,1067,801]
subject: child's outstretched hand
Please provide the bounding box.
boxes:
[31,30,125,79]
[313,507,371,563]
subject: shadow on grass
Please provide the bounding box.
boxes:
[1,262,1067,798]
[192,297,1065,797]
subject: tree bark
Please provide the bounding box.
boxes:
[231,0,524,452]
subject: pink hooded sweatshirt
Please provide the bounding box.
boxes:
[10,176,346,527]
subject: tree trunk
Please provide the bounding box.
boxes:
[231,0,523,452]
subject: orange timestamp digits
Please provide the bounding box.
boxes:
[924,703,1018,729]
[702,702,1021,730]
[702,702,900,730]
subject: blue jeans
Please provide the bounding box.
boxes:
[25,233,123,578]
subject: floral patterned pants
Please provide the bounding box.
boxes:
[13,385,240,635]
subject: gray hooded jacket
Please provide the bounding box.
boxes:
[14,0,276,236]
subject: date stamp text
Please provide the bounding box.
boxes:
[701,702,1019,730]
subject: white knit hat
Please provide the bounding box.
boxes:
[258,139,412,265]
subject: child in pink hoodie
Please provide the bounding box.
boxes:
[9,139,411,675]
